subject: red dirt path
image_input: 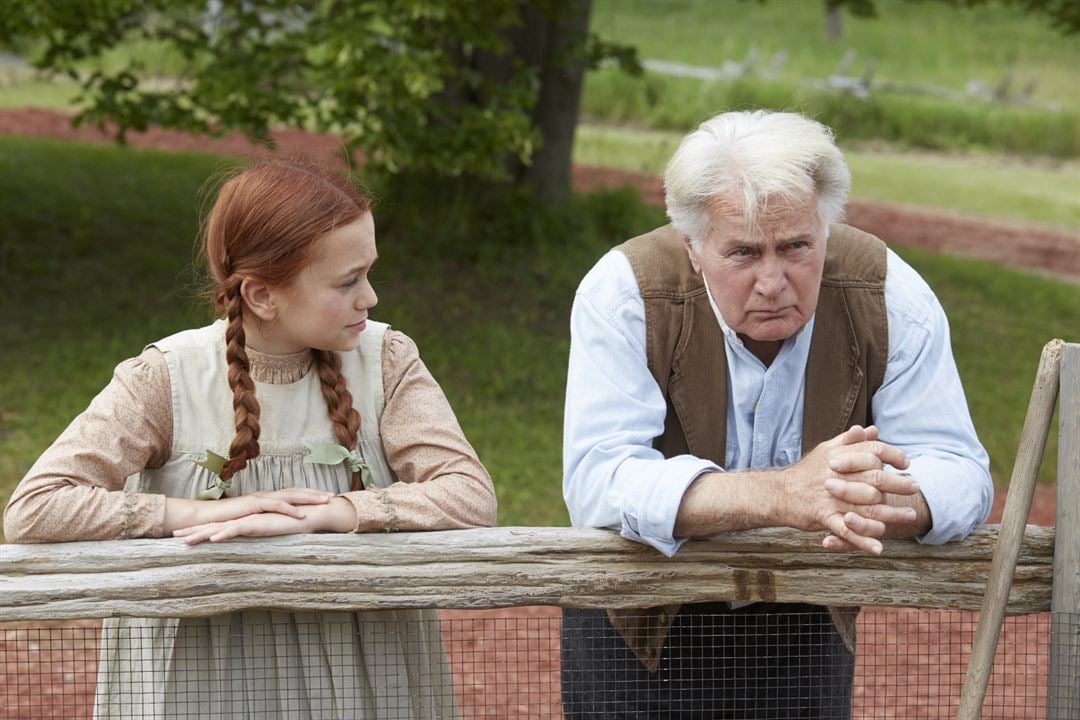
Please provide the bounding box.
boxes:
[0,107,1066,718]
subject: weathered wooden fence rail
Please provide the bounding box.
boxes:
[0,524,1054,621]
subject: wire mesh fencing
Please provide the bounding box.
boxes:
[2,607,1076,719]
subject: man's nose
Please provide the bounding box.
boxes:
[754,256,787,297]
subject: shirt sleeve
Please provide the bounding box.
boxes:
[874,250,994,544]
[2,348,172,543]
[563,251,720,557]
[340,330,497,533]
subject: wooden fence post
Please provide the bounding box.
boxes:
[1049,342,1080,719]
[957,340,1062,720]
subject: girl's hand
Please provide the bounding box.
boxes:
[173,511,313,544]
[227,488,335,519]
[172,497,358,544]
[163,488,333,535]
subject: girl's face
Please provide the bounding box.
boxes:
[263,213,379,354]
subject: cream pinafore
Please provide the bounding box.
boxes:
[93,320,455,719]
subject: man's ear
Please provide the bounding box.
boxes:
[239,277,277,322]
[682,235,703,274]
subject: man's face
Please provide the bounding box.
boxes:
[684,194,827,345]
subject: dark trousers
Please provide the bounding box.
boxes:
[561,602,854,719]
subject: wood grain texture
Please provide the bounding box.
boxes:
[0,524,1053,621]
[958,340,1062,720]
[1050,342,1080,719]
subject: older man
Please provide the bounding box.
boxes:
[561,111,992,718]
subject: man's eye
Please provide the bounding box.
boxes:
[731,247,754,258]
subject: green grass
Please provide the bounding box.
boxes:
[581,69,1080,158]
[591,0,1080,112]
[0,78,81,110]
[585,0,1080,157]
[0,137,660,539]
[572,125,1080,230]
[900,246,1078,485]
[1,138,1075,543]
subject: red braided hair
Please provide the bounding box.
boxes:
[202,159,371,481]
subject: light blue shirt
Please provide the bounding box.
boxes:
[563,246,993,557]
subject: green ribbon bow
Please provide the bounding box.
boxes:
[304,442,374,490]
[193,450,233,500]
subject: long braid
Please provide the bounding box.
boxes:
[201,158,371,484]
[220,283,261,481]
[313,349,362,490]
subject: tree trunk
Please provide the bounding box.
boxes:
[474,0,592,204]
[524,0,592,204]
[522,0,592,205]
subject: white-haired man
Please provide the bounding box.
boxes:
[561,110,992,718]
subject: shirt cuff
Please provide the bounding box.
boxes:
[340,489,396,533]
[908,455,992,545]
[133,492,167,539]
[619,457,721,557]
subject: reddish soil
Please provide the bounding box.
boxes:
[0,107,1067,718]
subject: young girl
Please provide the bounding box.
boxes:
[3,158,497,718]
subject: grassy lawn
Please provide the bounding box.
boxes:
[591,0,1080,112]
[0,136,659,538]
[0,78,80,110]
[573,125,1080,230]
[584,0,1080,158]
[1,138,1075,543]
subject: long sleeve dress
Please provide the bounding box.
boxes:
[4,319,497,719]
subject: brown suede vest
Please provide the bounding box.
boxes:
[610,222,888,672]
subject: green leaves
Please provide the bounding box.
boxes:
[0,0,545,180]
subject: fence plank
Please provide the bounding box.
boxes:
[0,525,1053,621]
[1050,342,1080,719]
[958,340,1062,720]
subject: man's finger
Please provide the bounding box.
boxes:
[824,513,882,555]
[824,477,885,505]
[859,440,909,470]
[859,503,919,525]
[830,425,868,447]
[822,534,860,553]
[831,469,919,496]
[828,450,884,474]
[844,512,886,538]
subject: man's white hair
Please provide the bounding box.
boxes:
[664,110,851,250]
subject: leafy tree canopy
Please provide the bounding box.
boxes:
[0,0,635,182]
